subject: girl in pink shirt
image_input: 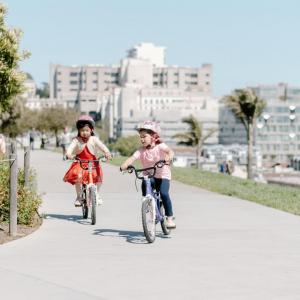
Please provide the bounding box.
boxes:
[120,121,176,229]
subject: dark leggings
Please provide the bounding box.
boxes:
[142,178,174,217]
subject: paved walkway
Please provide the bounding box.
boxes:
[1,150,300,299]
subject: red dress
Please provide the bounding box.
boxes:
[63,145,103,185]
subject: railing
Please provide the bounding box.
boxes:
[0,141,31,237]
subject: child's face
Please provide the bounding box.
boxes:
[79,125,92,139]
[139,130,152,147]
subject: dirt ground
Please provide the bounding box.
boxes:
[0,218,42,245]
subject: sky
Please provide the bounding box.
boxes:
[3,0,300,96]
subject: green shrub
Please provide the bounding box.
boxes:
[0,162,42,226]
[111,135,140,156]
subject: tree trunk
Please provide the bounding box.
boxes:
[196,141,202,169]
[247,121,254,179]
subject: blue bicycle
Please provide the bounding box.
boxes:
[122,160,171,243]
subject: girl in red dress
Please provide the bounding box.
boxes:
[63,115,112,206]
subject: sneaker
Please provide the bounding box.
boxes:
[166,217,176,229]
[74,196,83,207]
[96,194,103,206]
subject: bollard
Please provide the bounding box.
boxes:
[24,146,30,188]
[9,141,18,237]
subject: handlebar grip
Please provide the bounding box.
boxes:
[127,165,134,173]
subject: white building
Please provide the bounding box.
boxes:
[48,43,217,144]
[127,42,166,67]
[219,83,300,163]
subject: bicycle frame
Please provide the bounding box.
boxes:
[143,177,164,223]
[78,159,99,204]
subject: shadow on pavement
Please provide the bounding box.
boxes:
[93,228,171,244]
[93,228,148,244]
[45,214,91,225]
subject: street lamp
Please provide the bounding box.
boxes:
[263,113,271,123]
[289,105,296,113]
[289,114,296,123]
[289,133,296,139]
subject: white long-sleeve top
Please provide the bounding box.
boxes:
[66,136,110,157]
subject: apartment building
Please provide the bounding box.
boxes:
[219,83,300,163]
[48,43,217,143]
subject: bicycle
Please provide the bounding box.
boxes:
[75,157,105,225]
[121,160,171,243]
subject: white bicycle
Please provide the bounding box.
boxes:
[122,160,171,243]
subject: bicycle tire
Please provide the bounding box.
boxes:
[160,202,171,235]
[89,185,97,225]
[82,202,88,219]
[142,197,156,243]
[82,189,88,219]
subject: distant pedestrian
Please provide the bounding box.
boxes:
[60,127,72,160]
[219,161,226,173]
[41,132,48,149]
[0,134,6,155]
[225,160,234,175]
[29,131,35,150]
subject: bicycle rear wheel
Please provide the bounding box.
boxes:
[89,185,97,225]
[160,201,171,235]
[142,196,156,243]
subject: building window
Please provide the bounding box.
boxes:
[70,72,78,77]
[70,81,78,85]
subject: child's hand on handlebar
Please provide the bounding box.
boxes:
[120,163,128,171]
[66,154,75,160]
[104,152,112,160]
[164,156,173,165]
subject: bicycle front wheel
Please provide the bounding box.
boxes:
[89,185,97,225]
[82,189,88,219]
[142,196,156,243]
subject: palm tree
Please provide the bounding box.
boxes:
[223,88,266,179]
[173,115,217,168]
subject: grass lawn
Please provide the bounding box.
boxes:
[111,156,300,216]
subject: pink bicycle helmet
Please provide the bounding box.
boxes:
[137,121,162,145]
[137,120,161,135]
[76,115,95,130]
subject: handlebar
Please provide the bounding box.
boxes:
[120,160,168,179]
[67,156,107,170]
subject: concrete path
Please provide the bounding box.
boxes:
[1,150,300,299]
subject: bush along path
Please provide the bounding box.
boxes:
[0,157,42,244]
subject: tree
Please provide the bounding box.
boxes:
[36,82,50,98]
[0,97,27,137]
[223,88,266,179]
[36,106,78,146]
[172,115,216,169]
[0,4,29,115]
